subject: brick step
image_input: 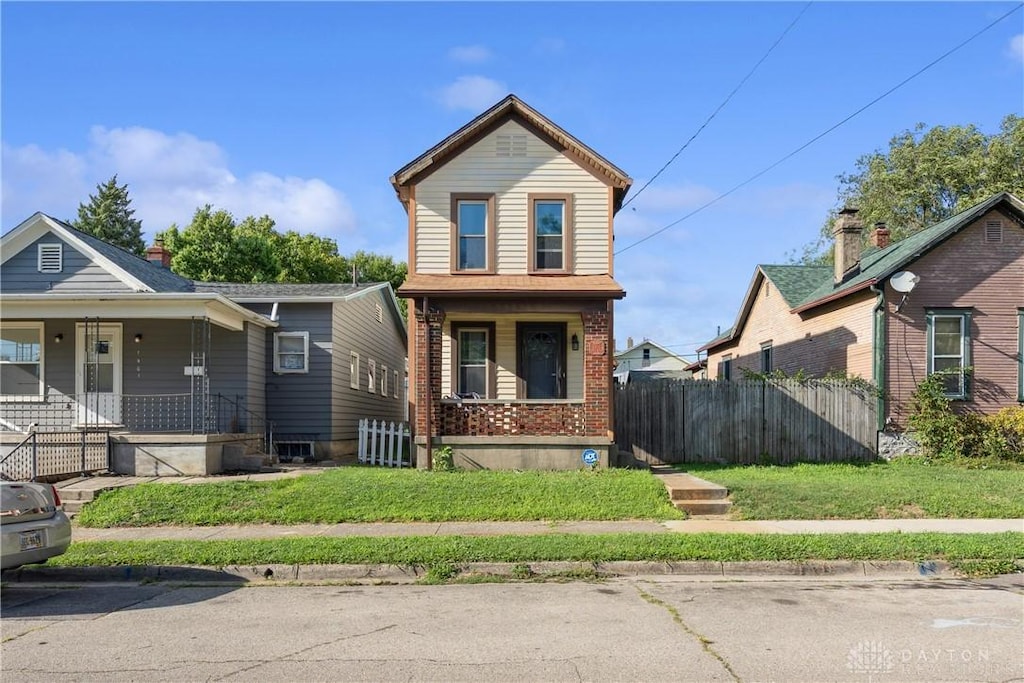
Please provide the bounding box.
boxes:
[673,500,733,515]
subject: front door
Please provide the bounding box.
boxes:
[76,323,122,425]
[518,323,566,399]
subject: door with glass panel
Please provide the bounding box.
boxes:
[76,323,122,425]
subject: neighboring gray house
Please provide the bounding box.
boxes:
[614,338,691,383]
[0,212,407,476]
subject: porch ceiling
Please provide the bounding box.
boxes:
[0,294,277,331]
[398,273,625,299]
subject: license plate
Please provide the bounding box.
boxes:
[19,529,43,551]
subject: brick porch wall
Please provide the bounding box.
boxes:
[439,401,586,436]
[581,308,611,435]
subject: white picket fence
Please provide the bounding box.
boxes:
[357,419,411,467]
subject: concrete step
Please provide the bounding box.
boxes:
[674,500,734,515]
[670,486,729,501]
[62,500,86,515]
[57,489,97,502]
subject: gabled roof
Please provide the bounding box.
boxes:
[701,192,1024,351]
[614,338,685,361]
[397,273,625,299]
[1,212,195,293]
[389,94,633,212]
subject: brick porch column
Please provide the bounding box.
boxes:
[581,306,611,436]
[413,302,445,438]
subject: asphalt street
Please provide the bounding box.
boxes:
[2,576,1022,682]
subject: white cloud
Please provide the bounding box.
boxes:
[1009,34,1024,64]
[437,76,507,112]
[2,127,356,240]
[447,45,492,64]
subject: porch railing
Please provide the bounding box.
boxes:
[0,431,110,482]
[438,400,587,437]
[0,393,273,448]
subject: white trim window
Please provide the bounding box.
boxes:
[927,310,971,399]
[367,359,377,394]
[349,352,361,390]
[0,322,44,398]
[273,332,309,374]
[393,369,399,399]
[37,243,63,273]
[381,364,388,396]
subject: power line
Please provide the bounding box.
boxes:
[615,2,1024,257]
[622,2,813,211]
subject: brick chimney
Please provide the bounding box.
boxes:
[146,238,171,268]
[871,222,891,249]
[626,336,634,349]
[832,207,863,283]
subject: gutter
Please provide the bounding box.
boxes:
[870,283,886,433]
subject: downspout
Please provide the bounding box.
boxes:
[870,283,886,433]
[422,296,432,470]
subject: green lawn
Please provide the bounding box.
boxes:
[687,460,1024,520]
[51,532,1024,567]
[75,468,684,527]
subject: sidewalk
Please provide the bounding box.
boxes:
[70,518,1024,542]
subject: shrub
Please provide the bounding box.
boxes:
[432,445,456,471]
[908,372,1023,463]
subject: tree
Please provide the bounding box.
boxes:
[72,175,146,255]
[159,207,407,316]
[797,115,1024,262]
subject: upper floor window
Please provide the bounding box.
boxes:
[927,310,972,399]
[1,323,44,397]
[451,194,495,273]
[720,355,733,381]
[642,348,651,367]
[273,332,309,374]
[38,244,63,273]
[349,352,360,389]
[529,194,573,273]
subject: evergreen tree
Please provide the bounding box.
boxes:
[72,175,146,255]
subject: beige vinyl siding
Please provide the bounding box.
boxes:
[707,278,875,380]
[414,120,611,275]
[441,313,584,399]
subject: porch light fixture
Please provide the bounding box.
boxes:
[134,333,143,343]
[571,334,579,351]
[53,333,63,343]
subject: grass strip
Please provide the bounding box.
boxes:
[76,468,683,527]
[49,532,1024,566]
[687,461,1024,519]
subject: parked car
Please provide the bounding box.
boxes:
[1,481,72,570]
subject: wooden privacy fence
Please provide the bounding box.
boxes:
[615,380,877,464]
[357,419,411,468]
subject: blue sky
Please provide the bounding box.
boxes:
[3,2,1022,360]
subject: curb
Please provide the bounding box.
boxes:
[1,559,968,585]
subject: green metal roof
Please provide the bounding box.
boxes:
[759,265,832,308]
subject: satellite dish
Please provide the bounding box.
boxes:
[890,271,920,293]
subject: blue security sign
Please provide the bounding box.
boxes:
[581,448,599,466]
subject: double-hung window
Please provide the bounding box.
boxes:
[273,332,309,373]
[451,194,494,273]
[927,310,972,399]
[452,323,494,398]
[761,343,773,373]
[529,194,573,273]
[0,323,44,398]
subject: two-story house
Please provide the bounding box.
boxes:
[392,95,632,469]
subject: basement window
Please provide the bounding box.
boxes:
[275,441,314,461]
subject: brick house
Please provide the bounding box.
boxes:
[700,192,1023,447]
[391,95,632,469]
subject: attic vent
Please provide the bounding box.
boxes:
[985,220,1003,243]
[37,244,63,273]
[374,303,384,324]
[496,134,527,157]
